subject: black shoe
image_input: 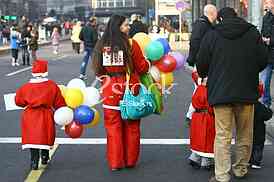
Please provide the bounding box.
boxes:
[30,160,39,170]
[41,156,49,165]
[189,159,201,169]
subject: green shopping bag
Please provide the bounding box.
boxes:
[140,73,163,114]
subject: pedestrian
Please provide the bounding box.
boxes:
[250,83,273,169]
[185,4,217,128]
[189,72,215,170]
[196,8,268,182]
[10,26,21,67]
[2,25,10,45]
[260,1,274,108]
[21,25,32,66]
[149,25,162,41]
[129,14,148,38]
[71,21,82,54]
[79,16,98,80]
[29,28,39,61]
[91,14,150,171]
[15,60,66,170]
[51,27,61,55]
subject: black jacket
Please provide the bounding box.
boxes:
[79,24,98,48]
[187,16,213,66]
[262,11,274,38]
[129,20,148,38]
[196,17,268,106]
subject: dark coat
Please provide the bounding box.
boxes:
[196,17,268,106]
[79,24,98,48]
[129,20,148,38]
[29,31,39,51]
[187,16,213,66]
[253,102,273,145]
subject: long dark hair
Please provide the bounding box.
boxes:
[92,14,133,75]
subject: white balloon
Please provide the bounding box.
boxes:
[150,66,161,82]
[83,87,101,107]
[54,107,74,126]
[67,78,86,91]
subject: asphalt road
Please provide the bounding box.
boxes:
[0,41,273,182]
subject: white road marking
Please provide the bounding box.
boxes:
[5,66,32,77]
[0,137,272,145]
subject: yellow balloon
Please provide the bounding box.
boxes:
[133,33,151,54]
[160,72,174,87]
[65,88,84,109]
[85,108,100,128]
[58,85,67,98]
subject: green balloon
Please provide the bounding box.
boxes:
[140,73,163,114]
[145,41,165,61]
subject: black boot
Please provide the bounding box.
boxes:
[30,149,39,170]
[41,149,50,165]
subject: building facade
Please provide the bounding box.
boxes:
[91,0,146,21]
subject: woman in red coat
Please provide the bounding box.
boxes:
[15,60,66,170]
[92,14,150,171]
[189,75,215,170]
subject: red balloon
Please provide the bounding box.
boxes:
[155,55,177,73]
[65,121,84,138]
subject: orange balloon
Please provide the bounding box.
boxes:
[133,33,151,54]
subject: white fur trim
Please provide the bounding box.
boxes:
[22,144,53,150]
[191,149,214,158]
[32,72,48,77]
[102,104,120,110]
[29,78,48,83]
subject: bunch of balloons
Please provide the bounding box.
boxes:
[54,78,101,138]
[133,33,187,114]
[133,33,187,88]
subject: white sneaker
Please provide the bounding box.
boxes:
[11,61,15,66]
[15,62,20,66]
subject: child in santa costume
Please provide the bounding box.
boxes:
[15,60,66,170]
[188,71,215,170]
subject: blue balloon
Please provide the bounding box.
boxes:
[74,105,95,125]
[156,38,171,55]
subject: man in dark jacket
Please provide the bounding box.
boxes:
[196,8,268,182]
[187,4,217,66]
[79,17,98,79]
[129,15,148,38]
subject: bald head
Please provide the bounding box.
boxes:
[204,4,218,23]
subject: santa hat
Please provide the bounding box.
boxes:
[32,60,48,77]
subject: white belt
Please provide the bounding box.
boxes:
[102,104,120,111]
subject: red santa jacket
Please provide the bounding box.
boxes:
[100,39,150,108]
[15,79,66,149]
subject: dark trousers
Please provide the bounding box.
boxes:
[72,42,80,54]
[30,148,49,162]
[21,46,30,65]
[250,121,266,166]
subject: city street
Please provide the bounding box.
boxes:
[0,41,274,182]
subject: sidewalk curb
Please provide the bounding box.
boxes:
[0,38,70,56]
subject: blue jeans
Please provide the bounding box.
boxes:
[80,47,93,76]
[261,64,274,107]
